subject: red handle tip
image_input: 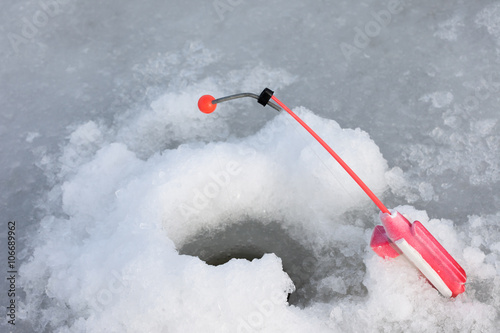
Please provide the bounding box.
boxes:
[198,95,217,114]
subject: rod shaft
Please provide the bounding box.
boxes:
[271,95,390,214]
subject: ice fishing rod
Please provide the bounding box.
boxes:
[198,88,466,298]
[199,88,391,215]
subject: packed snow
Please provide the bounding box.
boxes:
[1,0,499,332]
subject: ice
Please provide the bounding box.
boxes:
[2,0,500,332]
[419,91,454,109]
[434,15,464,41]
[14,88,497,332]
[476,2,500,45]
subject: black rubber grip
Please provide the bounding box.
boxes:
[257,88,274,107]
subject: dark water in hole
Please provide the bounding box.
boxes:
[179,220,368,307]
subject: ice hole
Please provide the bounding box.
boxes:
[178,219,367,306]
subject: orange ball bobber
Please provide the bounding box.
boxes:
[198,95,217,114]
